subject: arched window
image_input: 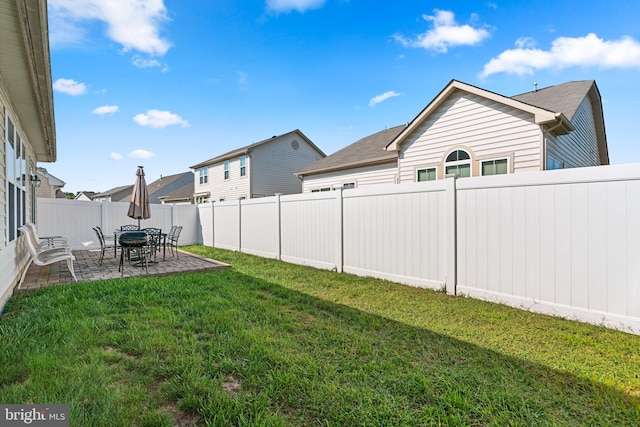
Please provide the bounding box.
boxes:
[445,149,471,178]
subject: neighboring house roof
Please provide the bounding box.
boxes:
[92,185,134,201]
[386,79,582,152]
[146,171,194,204]
[296,125,406,177]
[74,191,96,201]
[0,0,56,162]
[37,167,65,187]
[158,182,195,203]
[190,129,325,169]
[511,80,608,164]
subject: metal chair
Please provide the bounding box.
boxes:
[96,226,118,258]
[121,224,139,231]
[93,227,117,266]
[167,226,182,258]
[141,227,162,262]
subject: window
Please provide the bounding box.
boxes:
[223,161,229,180]
[481,159,508,176]
[195,196,208,204]
[311,187,331,193]
[199,167,208,184]
[5,118,27,242]
[219,197,225,202]
[417,168,436,182]
[445,150,471,178]
[547,155,563,170]
[342,182,355,189]
[240,156,246,177]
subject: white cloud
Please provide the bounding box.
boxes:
[394,9,491,53]
[110,152,123,160]
[53,78,88,95]
[129,149,155,159]
[369,91,402,107]
[48,0,171,56]
[266,0,325,13]
[481,33,640,77]
[133,109,190,128]
[132,55,169,71]
[92,105,119,115]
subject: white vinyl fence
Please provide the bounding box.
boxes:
[37,199,198,250]
[36,163,640,334]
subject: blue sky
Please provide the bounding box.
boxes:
[46,0,640,194]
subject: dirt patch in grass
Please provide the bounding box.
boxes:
[159,402,200,427]
[222,375,242,394]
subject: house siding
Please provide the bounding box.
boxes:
[251,133,324,196]
[546,97,601,169]
[196,156,251,201]
[0,84,32,309]
[398,92,542,182]
[302,163,397,192]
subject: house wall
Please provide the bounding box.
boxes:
[36,176,58,198]
[251,133,324,196]
[197,155,251,201]
[301,162,397,192]
[0,84,36,310]
[546,97,601,169]
[398,91,542,182]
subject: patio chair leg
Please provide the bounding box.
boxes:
[17,258,34,289]
[67,258,78,282]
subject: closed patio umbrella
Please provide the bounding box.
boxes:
[127,166,151,229]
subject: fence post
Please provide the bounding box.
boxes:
[445,174,457,295]
[275,193,282,260]
[211,201,215,248]
[237,199,242,252]
[335,188,344,273]
[101,201,108,232]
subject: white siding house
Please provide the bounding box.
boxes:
[191,130,325,202]
[298,80,608,190]
[0,0,56,309]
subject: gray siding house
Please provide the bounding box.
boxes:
[298,80,608,191]
[191,130,325,202]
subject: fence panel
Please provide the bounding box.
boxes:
[198,203,213,246]
[280,192,339,270]
[455,165,640,332]
[241,197,279,259]
[37,199,102,250]
[213,201,240,250]
[172,204,198,245]
[342,182,447,290]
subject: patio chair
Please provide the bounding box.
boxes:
[24,222,69,250]
[141,227,162,262]
[92,227,118,266]
[167,226,182,258]
[18,225,77,288]
[121,224,139,231]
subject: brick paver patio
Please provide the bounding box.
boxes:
[15,247,229,294]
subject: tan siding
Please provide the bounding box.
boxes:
[302,163,397,192]
[546,98,601,168]
[398,92,542,182]
[251,134,324,196]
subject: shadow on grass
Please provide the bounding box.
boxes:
[1,267,638,426]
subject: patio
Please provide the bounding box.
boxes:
[15,248,230,293]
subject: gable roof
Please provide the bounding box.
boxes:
[190,129,325,169]
[296,125,405,177]
[386,79,578,152]
[513,80,608,164]
[158,183,195,203]
[37,167,64,187]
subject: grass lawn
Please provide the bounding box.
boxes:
[1,246,639,426]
